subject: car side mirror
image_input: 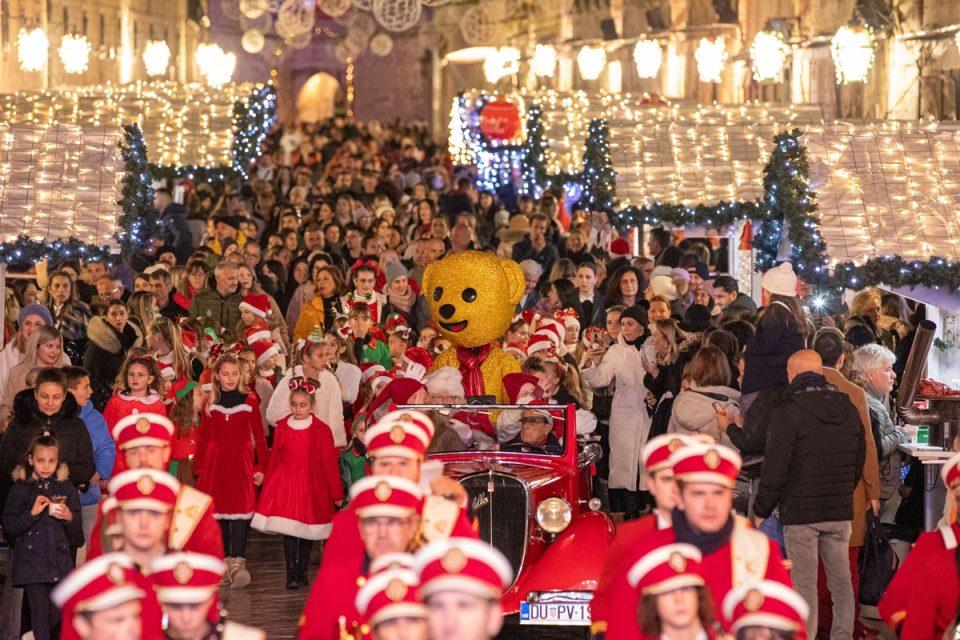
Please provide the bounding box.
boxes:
[578,442,602,467]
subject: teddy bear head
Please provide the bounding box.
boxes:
[422,251,525,349]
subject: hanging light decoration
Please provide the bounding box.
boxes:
[483,46,520,84]
[242,29,266,53]
[695,37,726,83]
[577,45,606,81]
[749,30,789,81]
[143,40,171,76]
[17,27,48,72]
[532,44,557,78]
[195,43,237,88]
[831,24,875,84]
[58,34,92,74]
[632,39,662,79]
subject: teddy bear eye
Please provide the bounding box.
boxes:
[432,287,444,302]
[461,288,477,303]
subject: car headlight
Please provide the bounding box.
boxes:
[536,497,572,534]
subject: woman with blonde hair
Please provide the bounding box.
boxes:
[645,318,692,442]
[668,345,741,447]
[125,290,157,337]
[0,327,70,423]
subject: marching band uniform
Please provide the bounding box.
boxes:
[52,553,157,640]
[601,444,795,640]
[879,452,960,640]
[87,413,223,560]
[151,552,265,640]
[591,435,692,638]
[723,580,809,638]
[355,566,427,640]
[299,475,424,640]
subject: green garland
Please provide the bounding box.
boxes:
[0,124,156,265]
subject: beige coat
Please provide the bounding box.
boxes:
[824,366,881,546]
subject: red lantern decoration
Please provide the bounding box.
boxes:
[739,219,753,251]
[479,100,521,141]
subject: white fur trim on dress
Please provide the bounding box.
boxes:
[118,393,163,405]
[285,416,313,431]
[250,513,332,540]
[208,403,253,416]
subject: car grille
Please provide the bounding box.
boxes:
[460,471,528,582]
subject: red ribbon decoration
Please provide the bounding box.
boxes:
[350,259,379,273]
[455,344,492,397]
[288,376,317,394]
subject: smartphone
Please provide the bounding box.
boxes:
[712,401,727,416]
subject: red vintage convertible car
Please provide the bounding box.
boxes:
[404,403,615,638]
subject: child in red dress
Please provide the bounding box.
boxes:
[102,349,166,439]
[195,353,269,589]
[252,376,342,589]
[166,378,201,486]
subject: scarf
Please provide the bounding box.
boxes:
[671,507,734,555]
[625,335,645,351]
[787,371,829,394]
[455,344,492,397]
[389,285,416,313]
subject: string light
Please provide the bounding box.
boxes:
[17,27,48,72]
[632,40,663,79]
[577,46,606,81]
[346,58,355,118]
[59,34,92,74]
[532,44,557,78]
[749,30,788,81]
[831,25,875,83]
[695,37,726,83]
[143,40,171,76]
[483,46,520,84]
[448,97,472,165]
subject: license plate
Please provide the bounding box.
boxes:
[519,592,592,626]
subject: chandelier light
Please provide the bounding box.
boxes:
[632,39,663,79]
[143,40,171,76]
[749,30,788,81]
[18,27,48,72]
[483,46,520,84]
[831,25,875,84]
[695,37,726,83]
[59,34,92,74]
[532,44,557,78]
[577,45,606,81]
[195,43,237,88]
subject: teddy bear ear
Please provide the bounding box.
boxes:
[422,262,435,296]
[500,259,525,306]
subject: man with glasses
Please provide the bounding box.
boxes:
[500,408,562,454]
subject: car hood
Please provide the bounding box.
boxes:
[434,454,569,490]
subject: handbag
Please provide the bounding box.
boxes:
[858,511,899,606]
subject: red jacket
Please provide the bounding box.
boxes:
[879,522,960,639]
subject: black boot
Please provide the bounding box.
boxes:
[298,538,314,585]
[283,536,300,589]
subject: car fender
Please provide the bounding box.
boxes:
[501,511,614,613]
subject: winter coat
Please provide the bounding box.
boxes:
[266,366,345,447]
[753,373,866,525]
[741,301,804,395]
[0,391,94,508]
[1,464,82,585]
[581,338,652,491]
[78,401,115,507]
[719,292,758,324]
[189,280,243,342]
[726,383,787,467]
[667,383,741,449]
[864,385,909,500]
[161,202,193,264]
[293,295,326,343]
[83,316,142,411]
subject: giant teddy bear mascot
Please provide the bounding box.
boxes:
[423,250,524,402]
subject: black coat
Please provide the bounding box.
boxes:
[727,383,788,459]
[83,316,141,411]
[161,202,194,264]
[0,392,94,508]
[1,465,82,585]
[754,374,866,525]
[741,303,804,395]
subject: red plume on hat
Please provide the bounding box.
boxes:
[502,372,541,404]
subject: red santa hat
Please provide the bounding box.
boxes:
[159,363,176,381]
[181,330,197,353]
[536,319,563,346]
[424,367,465,398]
[245,322,272,346]
[503,341,527,360]
[239,293,272,319]
[502,372,541,404]
[414,538,513,601]
[364,409,435,459]
[642,434,695,474]
[555,308,580,333]
[525,333,557,360]
[150,552,226,604]
[108,469,180,512]
[112,413,175,450]
[384,314,410,335]
[251,339,280,367]
[349,475,423,519]
[669,443,742,488]
[360,363,387,383]
[626,543,703,595]
[723,580,810,635]
[99,496,121,537]
[355,568,427,630]
[609,237,631,258]
[51,553,145,613]
[367,377,425,417]
[941,451,960,490]
[400,347,433,382]
[199,367,213,393]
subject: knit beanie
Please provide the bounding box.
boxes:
[760,262,798,297]
[619,305,648,327]
[649,275,678,301]
[385,261,408,285]
[18,303,53,327]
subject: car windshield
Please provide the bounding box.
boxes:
[395,403,569,456]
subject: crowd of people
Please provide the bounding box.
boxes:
[0,114,955,640]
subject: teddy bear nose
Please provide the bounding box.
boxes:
[439,304,456,319]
